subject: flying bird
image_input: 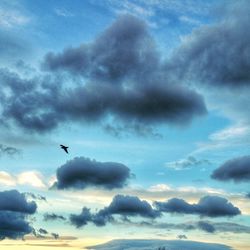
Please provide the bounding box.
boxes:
[60,144,69,154]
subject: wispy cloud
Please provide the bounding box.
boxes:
[54,7,74,17]
[0,8,29,28]
[0,144,21,158]
[193,124,250,155]
[165,156,211,170]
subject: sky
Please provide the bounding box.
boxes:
[0,0,250,249]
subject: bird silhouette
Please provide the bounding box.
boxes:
[60,144,69,154]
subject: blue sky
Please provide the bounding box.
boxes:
[0,0,250,250]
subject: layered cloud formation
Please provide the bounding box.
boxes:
[70,194,240,229]
[154,196,240,217]
[70,194,160,228]
[0,15,206,134]
[0,190,37,240]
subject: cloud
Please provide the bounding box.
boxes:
[0,171,16,186]
[132,220,250,234]
[0,189,37,214]
[0,211,33,240]
[168,1,250,87]
[0,15,207,134]
[0,68,60,132]
[0,30,30,64]
[0,8,29,28]
[43,213,66,221]
[38,228,48,235]
[0,170,47,189]
[246,193,250,199]
[70,194,160,228]
[25,192,47,202]
[103,123,162,138]
[0,189,37,240]
[87,239,232,250]
[197,221,215,233]
[211,155,250,182]
[54,8,74,17]
[42,14,158,82]
[70,207,93,228]
[20,14,205,134]
[17,171,46,188]
[165,156,210,170]
[0,69,206,135]
[51,233,59,239]
[213,222,250,234]
[177,234,187,239]
[98,194,160,219]
[53,157,132,190]
[0,144,21,157]
[154,196,240,217]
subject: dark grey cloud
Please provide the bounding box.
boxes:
[58,83,206,126]
[177,234,187,240]
[154,196,240,217]
[0,190,37,240]
[246,193,250,199]
[42,14,159,83]
[168,1,250,87]
[103,123,162,139]
[0,190,37,214]
[70,207,93,228]
[211,155,250,182]
[0,211,33,240]
[0,15,207,134]
[0,144,21,157]
[53,157,131,190]
[0,68,61,133]
[38,228,48,235]
[51,233,59,239]
[99,194,160,219]
[0,66,206,134]
[25,192,47,202]
[213,222,250,234]
[87,239,232,250]
[70,194,160,228]
[43,213,66,221]
[133,220,250,234]
[197,221,215,233]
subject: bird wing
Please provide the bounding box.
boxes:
[63,147,69,154]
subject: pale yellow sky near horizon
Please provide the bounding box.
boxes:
[0,236,249,250]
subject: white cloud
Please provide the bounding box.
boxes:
[193,124,250,155]
[209,125,250,141]
[17,171,46,188]
[0,171,16,186]
[48,174,57,187]
[149,184,171,192]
